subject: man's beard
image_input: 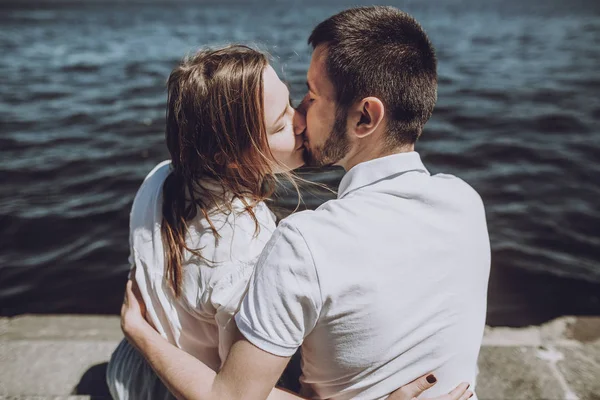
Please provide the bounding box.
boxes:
[304,107,350,167]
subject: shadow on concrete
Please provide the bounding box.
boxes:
[74,362,112,399]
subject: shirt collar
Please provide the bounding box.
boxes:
[337,151,429,199]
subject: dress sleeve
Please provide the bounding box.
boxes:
[211,260,255,365]
[127,237,135,279]
[234,220,322,357]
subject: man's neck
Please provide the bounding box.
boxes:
[338,142,415,171]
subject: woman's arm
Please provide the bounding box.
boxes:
[122,279,302,400]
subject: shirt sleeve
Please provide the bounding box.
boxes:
[235,220,322,357]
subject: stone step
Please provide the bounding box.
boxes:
[1,315,599,399]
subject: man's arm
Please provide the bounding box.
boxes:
[123,218,472,400]
[123,280,472,400]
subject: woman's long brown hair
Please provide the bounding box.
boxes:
[162,45,280,297]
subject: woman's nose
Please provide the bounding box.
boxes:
[293,107,307,136]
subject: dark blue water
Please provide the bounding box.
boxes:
[1,0,600,325]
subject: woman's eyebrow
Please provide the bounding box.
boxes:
[275,105,287,124]
[272,83,292,125]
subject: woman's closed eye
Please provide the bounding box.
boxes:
[275,122,290,133]
[273,106,294,133]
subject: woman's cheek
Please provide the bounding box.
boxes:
[268,132,295,162]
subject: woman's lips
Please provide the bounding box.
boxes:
[295,139,307,151]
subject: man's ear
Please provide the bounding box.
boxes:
[350,97,385,138]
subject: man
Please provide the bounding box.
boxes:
[122,6,490,400]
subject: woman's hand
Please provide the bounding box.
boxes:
[387,373,473,400]
[120,278,152,342]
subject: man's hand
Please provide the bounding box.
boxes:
[388,373,473,400]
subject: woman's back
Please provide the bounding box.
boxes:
[107,160,277,400]
[130,160,276,369]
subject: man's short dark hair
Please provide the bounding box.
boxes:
[308,6,437,147]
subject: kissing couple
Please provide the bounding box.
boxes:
[107,6,491,400]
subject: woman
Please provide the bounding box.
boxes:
[107,45,472,400]
[107,44,306,399]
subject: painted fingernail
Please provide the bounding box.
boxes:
[426,374,437,384]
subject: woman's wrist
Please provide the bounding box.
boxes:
[122,313,158,352]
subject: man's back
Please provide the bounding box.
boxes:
[236,152,490,400]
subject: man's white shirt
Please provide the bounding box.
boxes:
[236,152,491,400]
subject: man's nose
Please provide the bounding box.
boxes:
[293,107,307,136]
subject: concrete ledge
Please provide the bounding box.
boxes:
[0,316,120,399]
[1,315,599,399]
[0,315,121,342]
